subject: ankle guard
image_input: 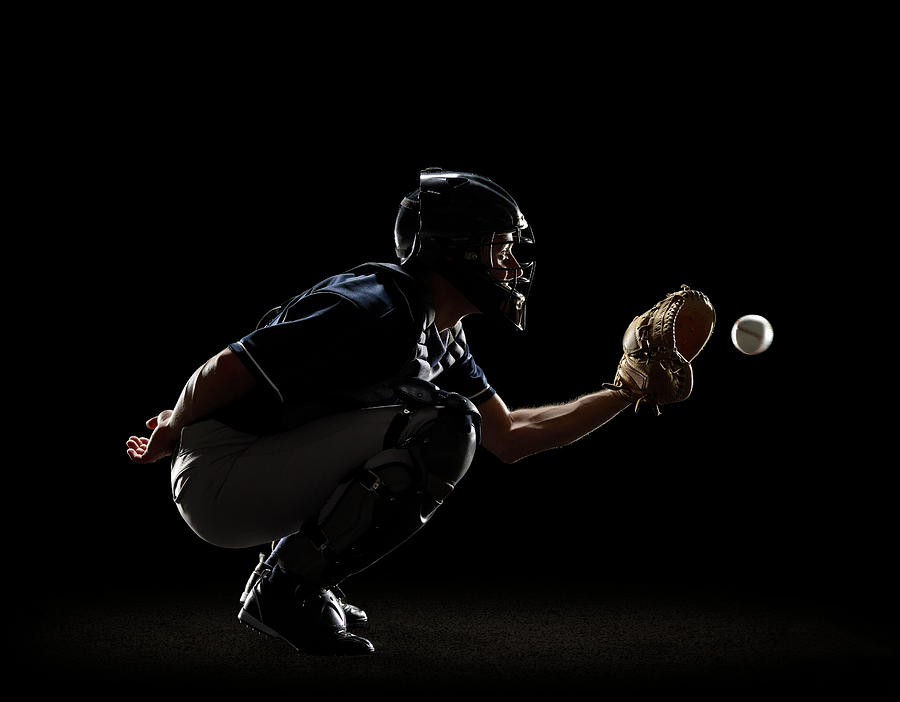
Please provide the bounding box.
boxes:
[276,379,480,586]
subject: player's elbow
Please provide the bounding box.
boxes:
[479,396,531,464]
[483,434,527,464]
[490,446,523,464]
[210,347,258,395]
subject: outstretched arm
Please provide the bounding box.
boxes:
[478,390,631,464]
[125,346,257,464]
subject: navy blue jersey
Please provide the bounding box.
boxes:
[218,263,495,433]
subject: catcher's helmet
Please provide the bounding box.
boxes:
[394,168,536,331]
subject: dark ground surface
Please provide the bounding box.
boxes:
[18,572,899,700]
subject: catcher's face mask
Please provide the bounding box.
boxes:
[394,168,537,331]
[468,228,536,330]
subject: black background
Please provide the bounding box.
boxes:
[18,40,893,681]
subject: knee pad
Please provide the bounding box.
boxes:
[276,379,480,586]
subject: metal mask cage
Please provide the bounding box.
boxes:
[454,228,536,331]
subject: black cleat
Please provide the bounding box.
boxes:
[238,557,374,656]
[339,599,368,625]
[332,583,367,625]
[267,544,368,625]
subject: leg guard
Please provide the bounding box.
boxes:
[275,379,481,586]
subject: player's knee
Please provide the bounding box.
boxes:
[391,379,481,487]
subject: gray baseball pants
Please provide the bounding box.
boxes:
[170,405,408,550]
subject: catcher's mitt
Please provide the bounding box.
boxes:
[603,285,715,415]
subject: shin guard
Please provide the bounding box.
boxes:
[276,379,480,586]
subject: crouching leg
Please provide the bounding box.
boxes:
[238,379,481,654]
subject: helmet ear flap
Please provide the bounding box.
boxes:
[394,193,421,263]
[397,234,420,263]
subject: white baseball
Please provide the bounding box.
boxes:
[731,315,774,355]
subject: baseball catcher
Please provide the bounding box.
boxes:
[125,168,715,656]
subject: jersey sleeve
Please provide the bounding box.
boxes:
[434,326,496,405]
[230,292,413,404]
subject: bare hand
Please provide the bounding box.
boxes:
[126,410,179,464]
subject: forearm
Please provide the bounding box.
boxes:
[167,347,257,432]
[498,389,631,463]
